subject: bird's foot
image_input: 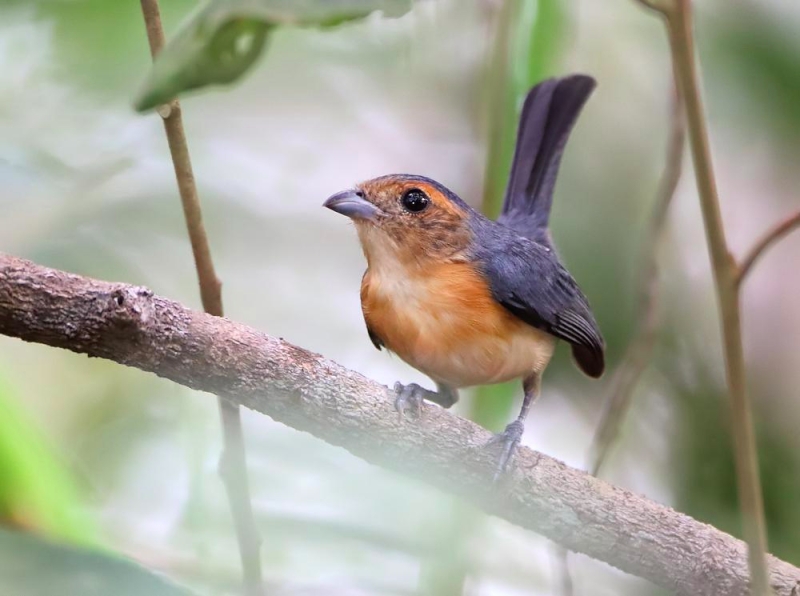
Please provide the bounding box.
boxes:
[393,382,458,418]
[393,382,427,418]
[487,420,525,482]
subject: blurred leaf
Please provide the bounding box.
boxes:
[0,528,194,596]
[710,7,800,146]
[33,0,197,96]
[674,383,800,566]
[482,0,566,218]
[0,374,96,546]
[134,0,413,111]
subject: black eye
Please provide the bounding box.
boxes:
[401,188,430,213]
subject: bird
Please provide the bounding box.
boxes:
[323,74,604,477]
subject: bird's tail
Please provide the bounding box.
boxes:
[498,75,596,244]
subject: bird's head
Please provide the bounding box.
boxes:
[324,174,475,266]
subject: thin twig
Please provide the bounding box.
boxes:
[416,4,521,594]
[481,0,517,218]
[631,0,772,593]
[588,83,685,476]
[138,2,263,594]
[556,74,685,596]
[2,253,800,595]
[553,546,574,596]
[737,210,800,287]
[416,7,523,594]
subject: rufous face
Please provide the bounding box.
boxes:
[325,174,473,265]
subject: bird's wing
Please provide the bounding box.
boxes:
[360,271,385,351]
[497,75,596,246]
[481,240,605,378]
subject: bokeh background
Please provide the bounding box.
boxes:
[1,0,799,594]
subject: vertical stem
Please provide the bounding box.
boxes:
[660,1,770,593]
[481,0,517,219]
[588,82,684,477]
[138,2,263,594]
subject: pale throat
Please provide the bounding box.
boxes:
[356,224,436,306]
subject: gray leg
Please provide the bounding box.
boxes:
[394,381,459,416]
[488,374,540,481]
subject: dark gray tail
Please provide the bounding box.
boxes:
[497,75,596,244]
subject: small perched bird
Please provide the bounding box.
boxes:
[324,75,604,476]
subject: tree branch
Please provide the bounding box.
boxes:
[1,254,799,596]
[737,210,800,287]
[138,2,262,594]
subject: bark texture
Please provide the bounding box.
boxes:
[1,253,799,596]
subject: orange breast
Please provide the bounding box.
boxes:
[361,260,556,388]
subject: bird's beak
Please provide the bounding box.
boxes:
[323,190,383,221]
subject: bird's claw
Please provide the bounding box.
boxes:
[394,382,425,418]
[487,420,525,482]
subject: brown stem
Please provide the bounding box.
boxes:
[554,546,574,596]
[588,83,685,476]
[632,0,771,593]
[737,210,800,287]
[556,66,685,596]
[138,2,263,594]
[2,253,800,595]
[481,0,516,218]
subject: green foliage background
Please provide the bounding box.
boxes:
[0,0,798,594]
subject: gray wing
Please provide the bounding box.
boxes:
[480,238,605,378]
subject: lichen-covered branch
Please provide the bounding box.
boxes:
[2,254,799,596]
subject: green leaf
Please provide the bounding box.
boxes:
[416,9,568,591]
[0,375,96,546]
[0,529,195,596]
[482,0,566,218]
[134,0,412,112]
[710,8,800,146]
[473,0,566,426]
[674,382,800,567]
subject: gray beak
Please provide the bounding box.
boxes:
[324,190,383,221]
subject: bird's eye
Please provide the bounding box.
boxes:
[400,189,430,213]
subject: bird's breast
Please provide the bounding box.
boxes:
[361,260,556,388]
